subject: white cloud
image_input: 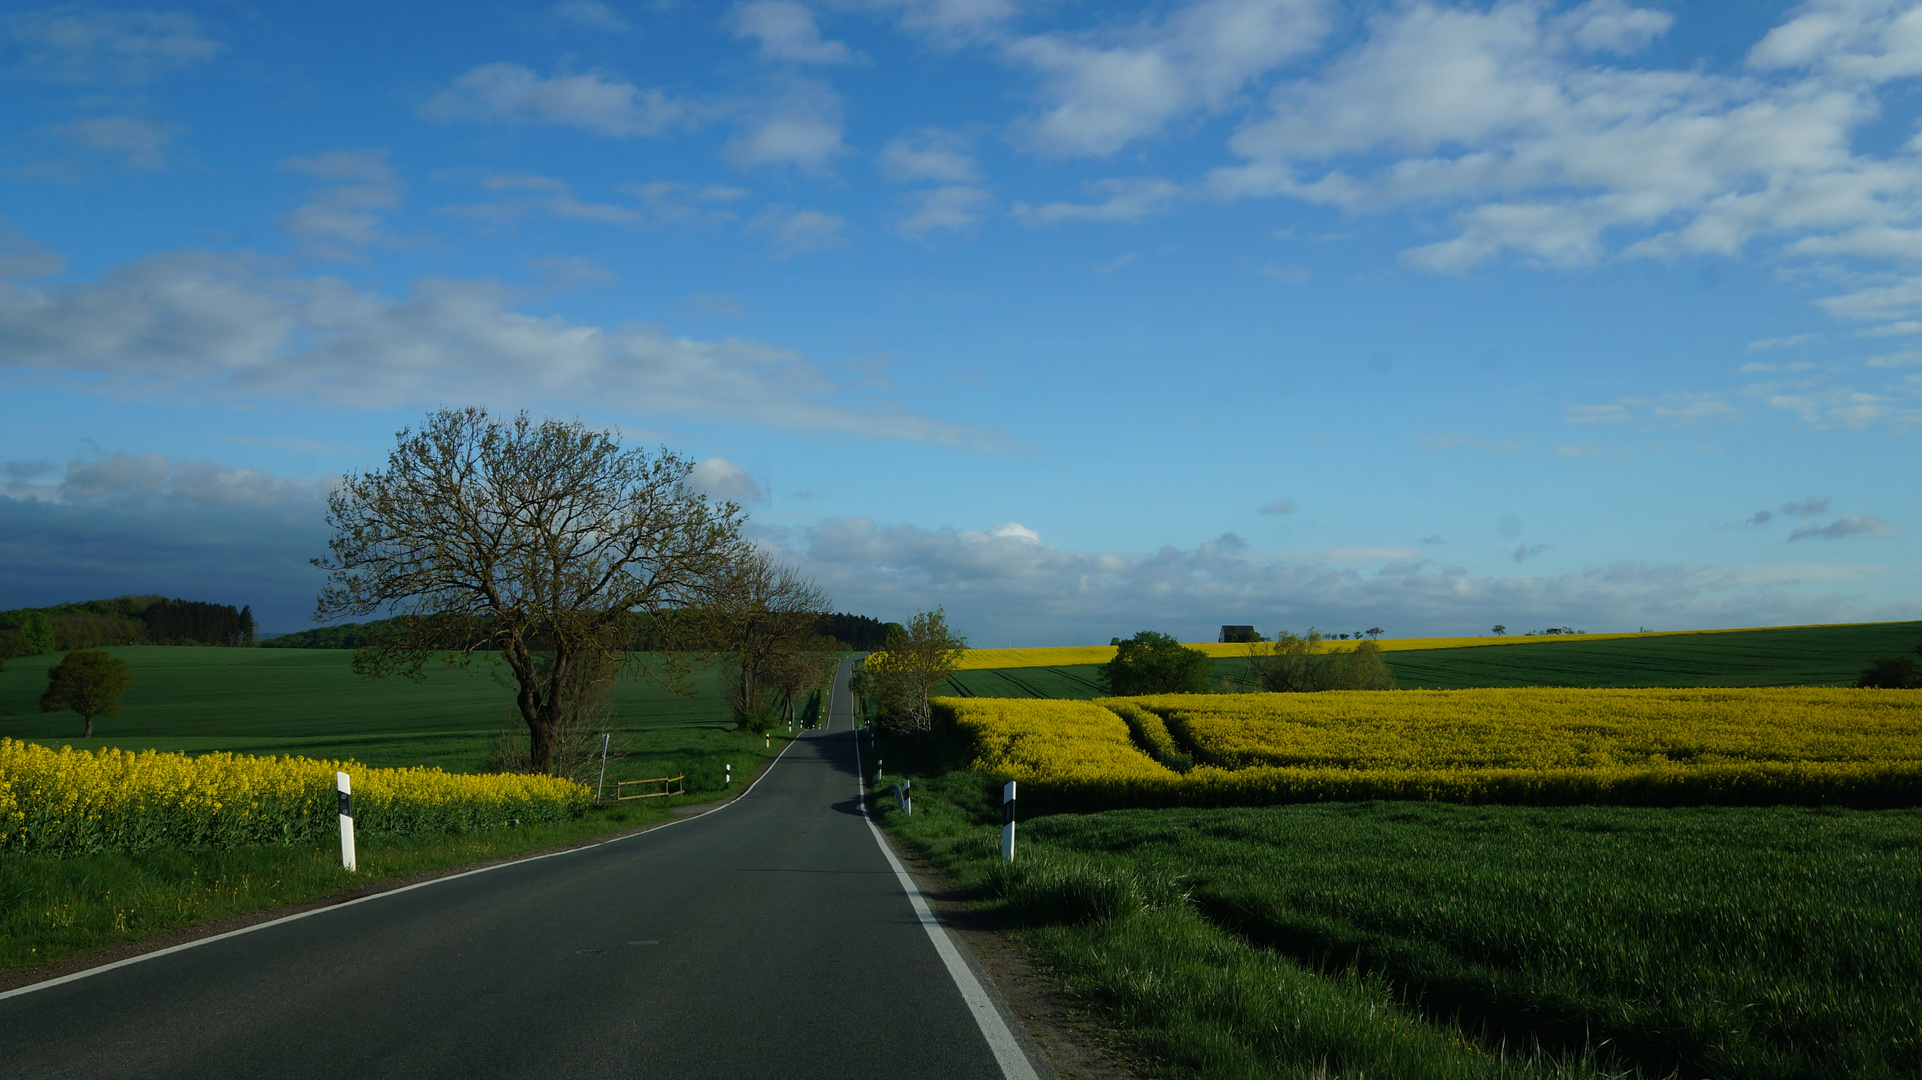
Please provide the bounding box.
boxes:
[1762,383,1916,428]
[1256,498,1295,515]
[49,115,177,169]
[1746,333,1822,351]
[552,2,629,32]
[1013,177,1182,224]
[281,149,404,257]
[1788,513,1899,541]
[749,205,848,254]
[875,0,1019,41]
[0,250,1000,449]
[1565,393,1739,428]
[1006,0,1332,157]
[724,81,848,170]
[728,2,854,64]
[879,129,980,184]
[0,222,64,279]
[1748,0,1922,83]
[895,185,991,237]
[765,515,1896,644]
[421,63,692,137]
[442,173,642,229]
[1205,0,1922,272]
[620,181,753,224]
[1858,320,1922,337]
[688,457,769,504]
[3,8,222,84]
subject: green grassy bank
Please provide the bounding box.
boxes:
[866,725,1922,1080]
[939,620,1922,699]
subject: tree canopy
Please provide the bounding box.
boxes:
[40,650,134,738]
[314,407,750,774]
[1100,631,1213,696]
[863,609,967,733]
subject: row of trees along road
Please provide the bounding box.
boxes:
[315,407,840,775]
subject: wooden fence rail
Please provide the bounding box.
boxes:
[613,775,686,801]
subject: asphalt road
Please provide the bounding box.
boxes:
[0,662,1044,1080]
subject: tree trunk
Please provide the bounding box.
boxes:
[527,713,558,775]
[82,714,92,739]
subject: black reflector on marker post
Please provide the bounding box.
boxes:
[1001,780,1017,863]
[336,770,356,872]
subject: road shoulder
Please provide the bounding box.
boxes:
[870,823,1140,1080]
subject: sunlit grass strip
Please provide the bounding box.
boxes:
[0,739,591,859]
[951,621,1901,669]
[939,690,1922,810]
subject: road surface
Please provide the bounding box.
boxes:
[0,661,1046,1080]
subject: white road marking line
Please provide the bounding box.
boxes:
[0,733,802,1002]
[854,727,1040,1080]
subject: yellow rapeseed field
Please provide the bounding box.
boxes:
[938,689,1922,809]
[0,739,591,859]
[936,698,1176,785]
[1135,689,1922,771]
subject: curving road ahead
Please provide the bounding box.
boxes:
[1,661,1048,1080]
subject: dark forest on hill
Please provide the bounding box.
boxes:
[0,596,255,654]
[262,610,893,651]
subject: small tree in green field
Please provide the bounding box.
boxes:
[40,650,134,738]
[1101,631,1213,695]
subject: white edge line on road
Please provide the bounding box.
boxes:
[853,726,1041,1080]
[0,731,805,1003]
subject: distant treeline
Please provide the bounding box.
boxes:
[263,610,894,651]
[0,596,256,655]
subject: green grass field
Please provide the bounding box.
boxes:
[0,645,783,797]
[868,724,1922,1080]
[937,620,1922,698]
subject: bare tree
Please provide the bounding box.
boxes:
[695,551,833,733]
[863,609,967,734]
[315,407,749,775]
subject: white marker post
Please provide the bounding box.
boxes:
[726,763,732,786]
[594,733,610,804]
[1001,780,1017,863]
[336,771,356,872]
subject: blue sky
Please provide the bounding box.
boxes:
[1,0,1916,643]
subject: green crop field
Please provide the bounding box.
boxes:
[938,620,1922,698]
[868,723,1922,1080]
[0,646,777,796]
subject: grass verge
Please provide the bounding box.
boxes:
[863,724,1922,1080]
